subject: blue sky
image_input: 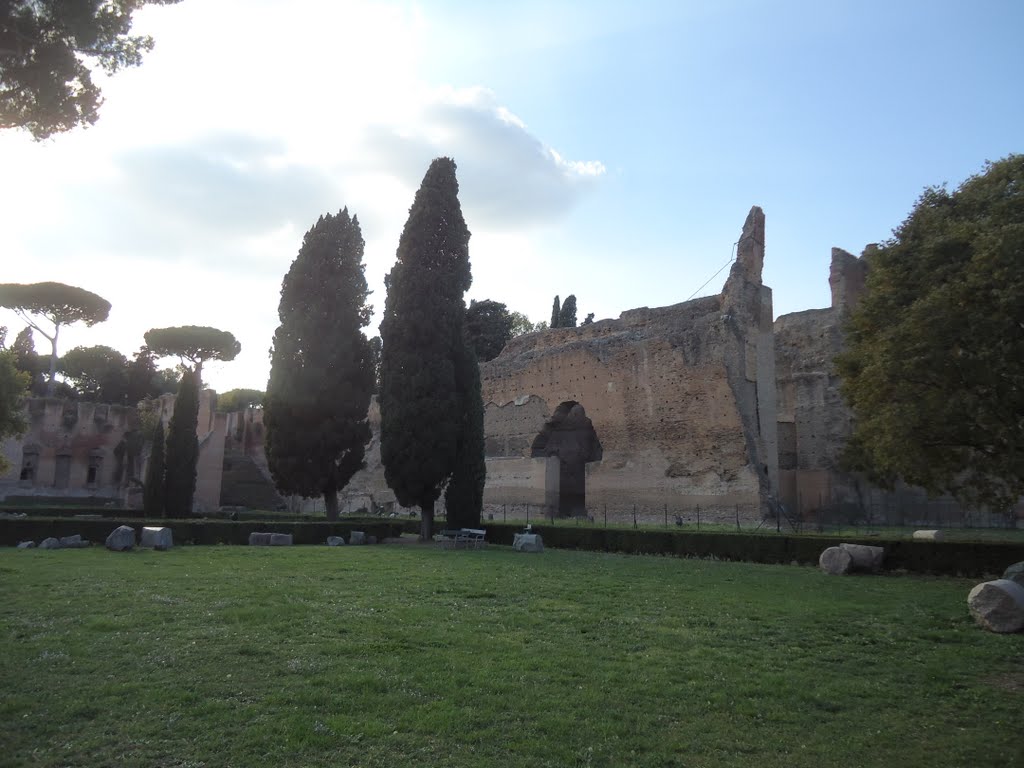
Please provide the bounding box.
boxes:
[2,0,1021,392]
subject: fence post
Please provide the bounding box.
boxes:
[604,504,607,528]
[696,505,700,530]
[526,504,529,526]
[633,504,637,529]
[503,504,506,523]
[664,503,668,528]
[735,504,740,532]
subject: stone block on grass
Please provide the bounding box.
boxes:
[913,530,944,542]
[39,537,61,550]
[59,534,88,549]
[141,527,173,550]
[819,546,853,575]
[349,531,367,545]
[839,542,884,572]
[105,526,135,552]
[17,540,36,549]
[326,536,345,546]
[967,579,1024,634]
[249,532,273,546]
[269,533,293,546]
[513,533,544,553]
[1002,561,1024,587]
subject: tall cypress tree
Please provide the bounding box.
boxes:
[164,368,199,517]
[264,209,374,521]
[444,335,486,528]
[143,419,165,518]
[550,295,561,328]
[380,157,476,539]
[559,294,578,328]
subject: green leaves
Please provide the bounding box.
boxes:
[263,208,374,519]
[838,155,1024,512]
[380,158,483,529]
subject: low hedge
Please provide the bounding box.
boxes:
[0,518,403,547]
[477,523,1023,578]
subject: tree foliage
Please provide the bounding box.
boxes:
[143,418,165,518]
[10,326,45,394]
[144,325,240,385]
[1,0,182,139]
[126,346,178,403]
[0,281,110,395]
[465,299,514,362]
[264,208,374,521]
[59,344,129,402]
[0,348,29,473]
[444,336,486,528]
[558,294,578,328]
[216,388,264,413]
[368,336,382,394]
[836,155,1024,512]
[163,368,199,517]
[380,157,482,537]
[550,295,561,328]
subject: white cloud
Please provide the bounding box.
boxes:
[0,1,605,393]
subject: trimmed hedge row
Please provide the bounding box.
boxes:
[0,518,403,547]
[476,523,1024,578]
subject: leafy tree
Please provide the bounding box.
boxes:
[0,281,111,395]
[1,0,182,140]
[558,294,578,328]
[465,299,514,362]
[380,157,476,539]
[125,345,178,403]
[582,312,595,326]
[508,311,539,337]
[837,155,1024,513]
[10,326,45,394]
[144,325,240,386]
[264,208,374,521]
[59,344,129,402]
[163,368,199,517]
[216,388,264,413]
[143,419,165,518]
[0,348,29,473]
[550,295,561,328]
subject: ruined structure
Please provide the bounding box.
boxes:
[0,390,226,512]
[477,207,777,524]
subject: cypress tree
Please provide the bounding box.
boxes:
[264,208,374,521]
[164,368,199,517]
[559,294,578,328]
[380,157,475,539]
[444,336,486,528]
[550,295,561,328]
[143,419,165,518]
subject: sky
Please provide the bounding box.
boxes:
[2,0,1022,393]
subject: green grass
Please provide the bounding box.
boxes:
[1,545,1021,768]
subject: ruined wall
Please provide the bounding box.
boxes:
[478,207,778,524]
[1,390,226,512]
[0,399,141,503]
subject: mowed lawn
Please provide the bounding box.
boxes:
[1,544,1021,768]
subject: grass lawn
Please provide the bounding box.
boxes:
[1,544,1021,768]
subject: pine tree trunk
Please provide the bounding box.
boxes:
[324,488,339,521]
[46,328,59,396]
[420,502,434,541]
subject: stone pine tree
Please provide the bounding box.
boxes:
[143,420,165,518]
[264,208,374,521]
[380,157,482,539]
[550,295,561,328]
[559,295,578,328]
[163,368,199,517]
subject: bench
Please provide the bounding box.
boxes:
[436,528,487,550]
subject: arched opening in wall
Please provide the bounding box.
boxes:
[530,401,603,518]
